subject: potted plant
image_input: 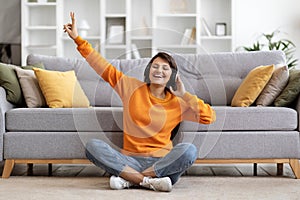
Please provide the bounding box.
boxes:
[237,30,298,69]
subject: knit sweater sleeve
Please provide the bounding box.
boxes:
[74,36,124,90]
[181,92,216,124]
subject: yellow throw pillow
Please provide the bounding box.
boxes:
[231,65,274,107]
[33,68,90,108]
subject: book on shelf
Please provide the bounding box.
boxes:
[131,43,141,59]
[181,29,192,45]
[189,27,196,44]
[181,27,196,45]
[107,25,124,44]
[201,18,212,36]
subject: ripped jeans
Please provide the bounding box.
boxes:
[85,139,197,185]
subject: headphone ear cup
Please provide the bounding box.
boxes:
[167,69,177,90]
[144,63,151,83]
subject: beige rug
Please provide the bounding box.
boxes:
[0,176,300,200]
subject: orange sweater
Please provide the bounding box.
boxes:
[75,36,216,157]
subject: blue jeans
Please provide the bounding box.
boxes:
[85,139,197,185]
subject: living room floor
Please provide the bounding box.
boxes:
[1,162,299,199]
[0,161,295,178]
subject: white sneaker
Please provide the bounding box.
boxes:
[140,177,172,192]
[109,175,133,190]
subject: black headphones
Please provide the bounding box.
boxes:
[144,63,177,91]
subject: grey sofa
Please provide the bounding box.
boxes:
[1,50,300,178]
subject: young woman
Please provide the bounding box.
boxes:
[64,12,215,192]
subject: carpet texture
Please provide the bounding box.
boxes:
[0,176,300,200]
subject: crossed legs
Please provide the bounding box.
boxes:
[85,139,197,185]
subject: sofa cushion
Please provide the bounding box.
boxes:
[0,63,24,105]
[4,131,300,159]
[6,106,297,132]
[27,51,286,106]
[180,106,297,131]
[274,69,300,107]
[4,131,123,159]
[177,131,300,159]
[231,65,274,107]
[256,65,289,106]
[0,62,44,106]
[33,68,90,108]
[6,107,123,132]
[15,67,46,108]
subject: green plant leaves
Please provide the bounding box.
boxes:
[239,30,298,69]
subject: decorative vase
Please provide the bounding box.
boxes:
[78,20,90,38]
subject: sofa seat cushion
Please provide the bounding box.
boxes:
[6,107,123,132]
[4,131,123,159]
[6,106,297,132]
[181,106,297,131]
[177,131,300,159]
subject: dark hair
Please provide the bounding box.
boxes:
[144,52,178,85]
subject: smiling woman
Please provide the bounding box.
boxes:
[63,12,215,192]
[144,52,178,96]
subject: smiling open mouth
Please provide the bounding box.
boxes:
[153,74,165,78]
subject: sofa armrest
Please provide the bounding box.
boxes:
[0,87,15,161]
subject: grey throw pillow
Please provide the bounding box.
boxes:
[256,65,289,106]
[15,67,46,108]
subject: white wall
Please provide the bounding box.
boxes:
[233,0,300,68]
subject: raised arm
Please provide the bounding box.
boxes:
[63,12,124,87]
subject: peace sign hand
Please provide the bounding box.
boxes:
[63,12,78,40]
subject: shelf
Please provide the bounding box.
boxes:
[26,2,57,6]
[156,13,198,18]
[105,14,127,18]
[155,44,198,49]
[62,36,101,40]
[26,45,57,49]
[201,36,232,40]
[105,45,127,49]
[131,35,153,40]
[26,26,57,30]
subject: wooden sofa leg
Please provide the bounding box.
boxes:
[277,163,283,176]
[253,163,257,176]
[289,159,300,179]
[48,163,52,176]
[2,159,15,178]
[27,163,33,176]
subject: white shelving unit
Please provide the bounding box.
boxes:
[21,0,233,65]
[152,0,200,55]
[60,0,101,59]
[21,0,60,65]
[199,0,233,53]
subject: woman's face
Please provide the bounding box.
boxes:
[149,57,172,87]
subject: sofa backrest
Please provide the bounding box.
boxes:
[27,50,286,106]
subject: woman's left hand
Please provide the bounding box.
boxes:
[63,12,78,40]
[170,75,186,98]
